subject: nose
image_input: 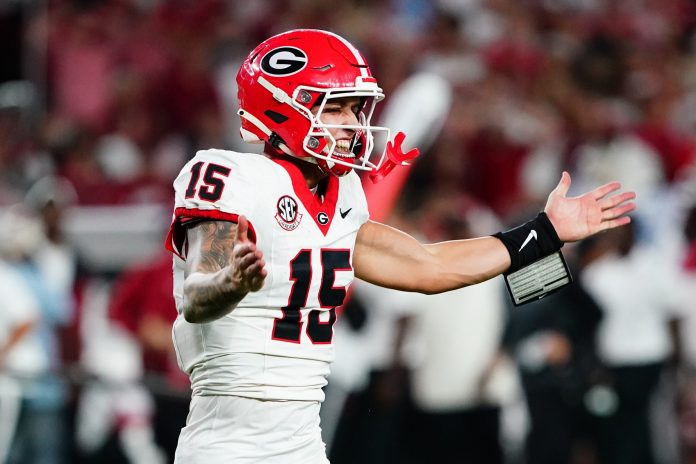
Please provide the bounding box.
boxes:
[338,108,358,130]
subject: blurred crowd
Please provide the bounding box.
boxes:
[3,0,696,462]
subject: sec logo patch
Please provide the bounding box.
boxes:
[276,195,303,231]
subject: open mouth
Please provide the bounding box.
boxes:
[334,139,355,159]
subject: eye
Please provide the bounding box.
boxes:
[351,105,360,116]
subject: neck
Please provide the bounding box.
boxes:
[299,161,329,189]
[266,147,328,189]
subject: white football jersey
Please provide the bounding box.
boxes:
[166,149,369,401]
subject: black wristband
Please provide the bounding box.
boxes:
[493,212,563,273]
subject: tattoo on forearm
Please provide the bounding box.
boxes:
[188,221,237,274]
[182,220,243,322]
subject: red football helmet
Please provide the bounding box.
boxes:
[236,29,390,177]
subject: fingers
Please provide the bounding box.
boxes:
[599,215,632,231]
[234,243,264,271]
[236,247,264,271]
[244,260,267,277]
[599,191,636,210]
[232,217,265,292]
[232,244,267,292]
[602,202,636,221]
[599,190,636,221]
[591,181,622,200]
[245,262,268,291]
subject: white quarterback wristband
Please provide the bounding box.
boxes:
[503,251,572,306]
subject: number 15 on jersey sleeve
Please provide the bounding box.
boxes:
[185,161,231,202]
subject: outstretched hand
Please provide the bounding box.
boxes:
[228,215,267,293]
[544,172,636,242]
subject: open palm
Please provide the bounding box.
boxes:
[544,172,636,243]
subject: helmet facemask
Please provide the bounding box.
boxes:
[294,87,390,177]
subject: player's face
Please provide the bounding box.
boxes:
[312,96,361,158]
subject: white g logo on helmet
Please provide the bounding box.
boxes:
[261,47,308,76]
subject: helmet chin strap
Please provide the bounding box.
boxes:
[257,76,292,104]
[240,111,337,178]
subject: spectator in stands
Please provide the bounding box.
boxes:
[407,200,517,464]
[504,237,607,464]
[0,212,41,463]
[671,203,696,463]
[0,205,71,464]
[582,220,683,464]
[109,249,190,462]
[24,176,78,329]
[327,277,422,464]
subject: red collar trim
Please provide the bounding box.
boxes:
[273,158,338,236]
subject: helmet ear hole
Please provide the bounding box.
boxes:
[264,110,289,124]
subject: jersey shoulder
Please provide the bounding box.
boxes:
[172,149,278,211]
[174,149,275,188]
[167,150,278,257]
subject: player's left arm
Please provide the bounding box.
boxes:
[353,221,510,292]
[354,172,635,294]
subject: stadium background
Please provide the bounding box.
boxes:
[1,0,696,463]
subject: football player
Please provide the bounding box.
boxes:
[165,29,635,463]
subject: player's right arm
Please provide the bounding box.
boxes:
[182,216,267,323]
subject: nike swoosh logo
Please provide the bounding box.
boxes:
[518,229,537,252]
[340,208,352,219]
